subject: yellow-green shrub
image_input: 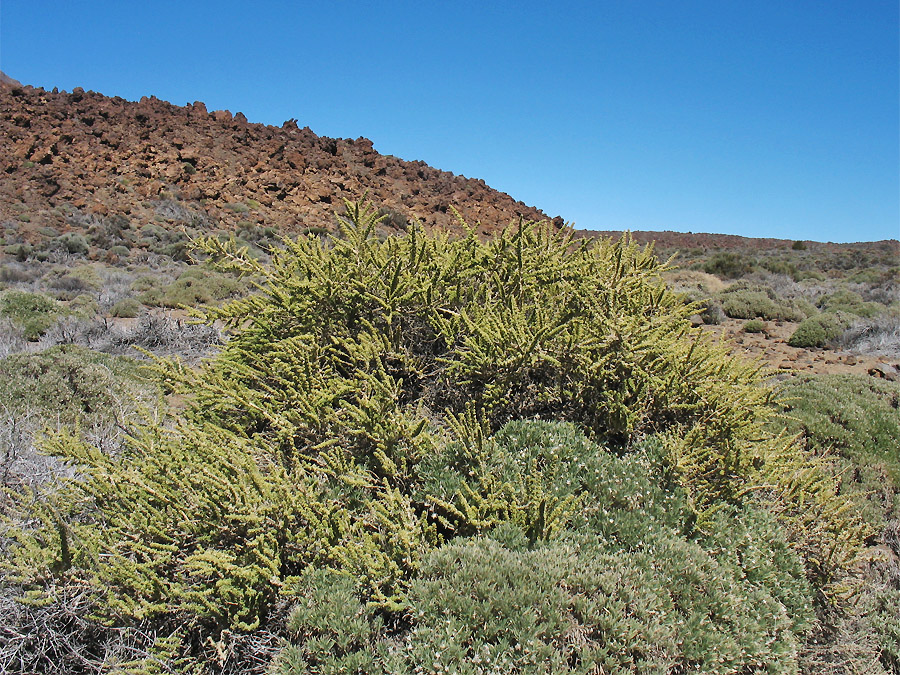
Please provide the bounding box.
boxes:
[2,200,867,672]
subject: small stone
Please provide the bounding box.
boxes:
[869,363,900,382]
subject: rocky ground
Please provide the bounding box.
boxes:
[704,318,900,381]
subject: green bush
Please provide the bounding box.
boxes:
[276,531,811,674]
[718,282,808,322]
[109,297,143,318]
[2,201,862,673]
[140,223,168,241]
[773,373,900,516]
[772,374,900,669]
[787,312,851,348]
[0,345,148,426]
[70,293,99,317]
[0,290,63,340]
[4,243,33,261]
[273,422,814,675]
[761,258,800,279]
[56,232,90,255]
[157,274,214,306]
[744,318,766,333]
[818,288,883,318]
[703,251,754,279]
[871,588,900,672]
[273,422,813,675]
[146,269,243,308]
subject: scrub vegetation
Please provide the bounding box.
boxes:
[0,200,896,673]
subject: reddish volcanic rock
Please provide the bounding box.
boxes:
[0,82,561,241]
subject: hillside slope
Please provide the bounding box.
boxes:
[0,78,561,244]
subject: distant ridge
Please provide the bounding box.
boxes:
[582,229,899,252]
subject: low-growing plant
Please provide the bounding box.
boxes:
[142,268,243,308]
[819,288,884,318]
[4,243,33,261]
[718,281,809,322]
[0,344,149,428]
[833,314,900,357]
[1,200,868,673]
[773,374,900,506]
[274,422,815,675]
[0,290,64,340]
[109,297,143,318]
[788,312,852,348]
[744,318,766,333]
[703,251,755,279]
[771,374,900,671]
[55,232,90,256]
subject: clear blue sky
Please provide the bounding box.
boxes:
[2,1,898,242]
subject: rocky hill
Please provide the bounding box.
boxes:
[1,74,895,265]
[0,75,561,251]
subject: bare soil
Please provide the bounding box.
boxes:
[703,318,899,380]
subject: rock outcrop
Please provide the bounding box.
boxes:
[0,79,562,244]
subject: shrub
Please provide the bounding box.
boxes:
[773,374,900,498]
[759,257,805,280]
[0,345,156,494]
[4,243,33,261]
[0,290,63,340]
[818,288,883,318]
[703,251,754,279]
[49,266,102,300]
[69,293,99,317]
[788,312,852,348]
[2,201,863,673]
[274,423,814,675]
[771,374,900,670]
[833,314,900,357]
[276,529,811,674]
[744,318,766,333]
[146,269,243,308]
[702,297,726,324]
[157,274,214,306]
[56,232,90,255]
[793,240,808,251]
[140,223,168,241]
[0,345,147,428]
[0,263,39,284]
[109,297,143,318]
[718,282,808,322]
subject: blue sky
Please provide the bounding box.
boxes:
[2,1,897,242]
